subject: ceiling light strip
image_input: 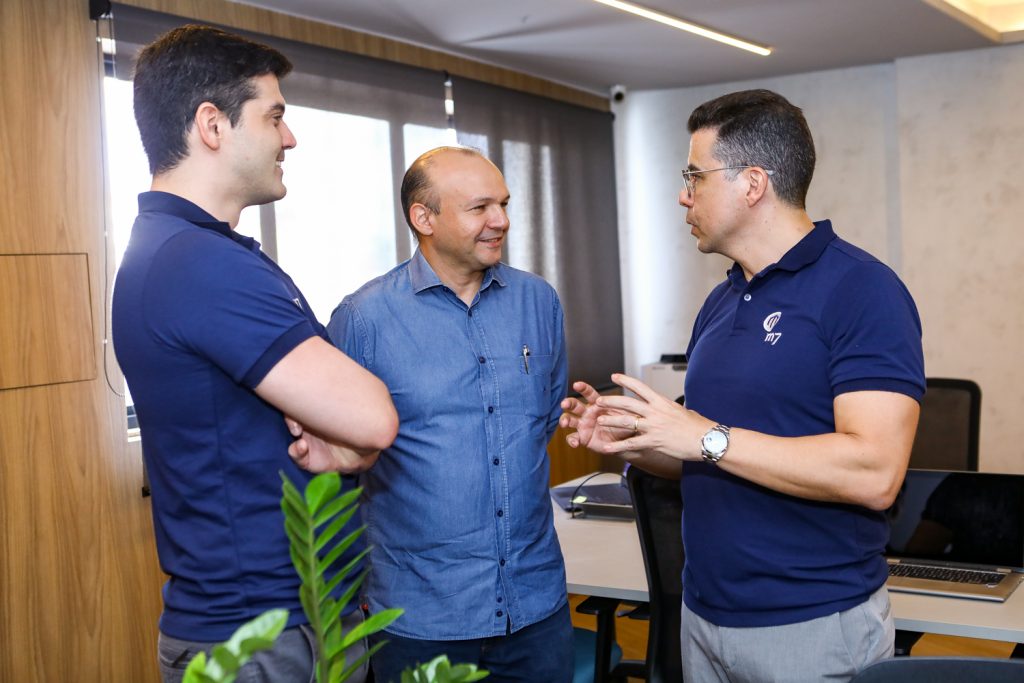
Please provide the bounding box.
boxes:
[592,0,772,56]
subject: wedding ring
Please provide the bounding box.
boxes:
[633,416,640,433]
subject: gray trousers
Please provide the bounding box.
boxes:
[158,610,368,683]
[681,585,894,683]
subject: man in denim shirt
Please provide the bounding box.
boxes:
[327,147,572,682]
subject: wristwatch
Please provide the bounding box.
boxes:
[700,424,731,464]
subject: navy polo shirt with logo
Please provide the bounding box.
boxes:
[682,219,925,628]
[112,191,364,641]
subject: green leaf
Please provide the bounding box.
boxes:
[181,609,288,683]
[338,608,404,650]
[289,547,312,578]
[319,537,369,578]
[284,512,311,541]
[182,651,210,683]
[337,648,374,682]
[280,473,306,510]
[312,486,361,527]
[304,472,341,516]
[210,645,239,672]
[314,507,359,553]
[281,488,309,524]
[401,656,488,683]
[322,602,345,636]
[325,567,365,611]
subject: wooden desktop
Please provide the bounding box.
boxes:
[553,472,1024,645]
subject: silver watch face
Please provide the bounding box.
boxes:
[702,429,728,455]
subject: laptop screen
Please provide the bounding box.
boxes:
[886,469,1024,570]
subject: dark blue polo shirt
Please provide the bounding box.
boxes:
[112,191,364,641]
[682,220,925,627]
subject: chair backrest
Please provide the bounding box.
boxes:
[626,465,684,683]
[908,378,981,471]
[850,656,1024,682]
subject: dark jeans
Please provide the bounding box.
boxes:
[158,610,368,683]
[369,603,573,683]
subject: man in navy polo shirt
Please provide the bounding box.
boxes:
[562,89,924,681]
[112,26,397,683]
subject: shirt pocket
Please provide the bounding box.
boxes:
[503,352,555,419]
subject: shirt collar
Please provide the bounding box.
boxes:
[137,191,260,251]
[773,219,836,273]
[408,249,507,294]
[726,219,836,288]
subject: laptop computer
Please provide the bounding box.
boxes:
[885,469,1024,602]
[550,476,634,520]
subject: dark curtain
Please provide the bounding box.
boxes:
[453,77,624,388]
[106,5,624,387]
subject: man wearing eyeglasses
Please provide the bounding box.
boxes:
[562,89,925,682]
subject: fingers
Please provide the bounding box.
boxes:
[610,373,666,404]
[596,394,646,415]
[284,415,303,437]
[580,381,605,403]
[560,396,585,414]
[598,413,643,433]
[287,436,308,461]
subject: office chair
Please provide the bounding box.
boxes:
[626,465,684,683]
[908,378,981,471]
[573,618,624,683]
[572,596,634,683]
[896,377,981,656]
[850,656,1024,682]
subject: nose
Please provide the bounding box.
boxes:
[280,119,297,150]
[490,205,510,230]
[679,187,693,208]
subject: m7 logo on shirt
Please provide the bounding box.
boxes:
[763,311,782,345]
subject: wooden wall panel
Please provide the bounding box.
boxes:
[0,3,100,254]
[548,425,611,486]
[117,0,610,112]
[0,254,96,390]
[0,384,163,681]
[0,0,165,681]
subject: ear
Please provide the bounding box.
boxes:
[409,203,435,238]
[193,101,226,152]
[745,167,771,207]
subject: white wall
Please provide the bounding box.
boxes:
[615,42,1024,472]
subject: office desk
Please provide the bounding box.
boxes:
[553,473,1024,644]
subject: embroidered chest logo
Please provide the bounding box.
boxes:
[763,311,782,346]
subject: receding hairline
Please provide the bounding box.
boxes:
[411,146,491,181]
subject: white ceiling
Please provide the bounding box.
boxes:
[236,0,998,95]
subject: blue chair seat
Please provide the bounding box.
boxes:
[573,627,623,683]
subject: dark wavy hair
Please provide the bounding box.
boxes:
[133,25,292,175]
[687,89,815,208]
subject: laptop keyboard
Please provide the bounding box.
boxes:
[889,563,1006,585]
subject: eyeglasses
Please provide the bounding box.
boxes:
[680,165,774,196]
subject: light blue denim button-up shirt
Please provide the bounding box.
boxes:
[327,250,569,640]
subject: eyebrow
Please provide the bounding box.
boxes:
[267,103,286,116]
[685,164,701,173]
[465,194,510,206]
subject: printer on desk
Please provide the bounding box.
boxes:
[640,354,686,403]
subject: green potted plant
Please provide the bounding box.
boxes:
[182,472,486,683]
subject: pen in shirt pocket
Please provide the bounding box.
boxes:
[522,344,531,374]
